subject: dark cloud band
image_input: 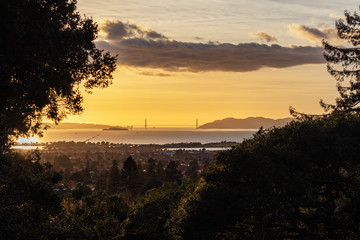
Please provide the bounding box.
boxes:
[96,39,324,72]
[102,20,167,40]
[99,20,324,72]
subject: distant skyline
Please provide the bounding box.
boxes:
[61,1,358,126]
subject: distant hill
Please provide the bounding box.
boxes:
[44,122,111,129]
[198,117,293,129]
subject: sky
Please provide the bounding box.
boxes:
[62,0,359,127]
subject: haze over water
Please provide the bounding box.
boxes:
[18,128,257,145]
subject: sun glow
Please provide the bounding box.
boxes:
[16,136,39,144]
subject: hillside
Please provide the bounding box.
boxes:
[44,122,111,129]
[198,117,293,129]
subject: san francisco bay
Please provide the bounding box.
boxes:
[20,128,257,144]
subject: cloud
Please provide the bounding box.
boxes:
[250,32,277,42]
[98,20,325,73]
[289,24,337,43]
[329,13,345,19]
[101,20,167,40]
[96,39,324,73]
[138,72,173,77]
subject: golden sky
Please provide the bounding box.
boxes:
[62,0,356,126]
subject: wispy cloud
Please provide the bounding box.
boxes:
[138,72,173,77]
[329,13,345,19]
[99,20,324,73]
[250,32,277,42]
[289,24,337,43]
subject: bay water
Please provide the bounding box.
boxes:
[20,128,257,145]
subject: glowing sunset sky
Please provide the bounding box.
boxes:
[63,0,358,126]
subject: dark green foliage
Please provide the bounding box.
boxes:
[157,160,166,182]
[185,159,199,182]
[146,158,156,175]
[121,156,139,181]
[0,0,117,148]
[71,183,92,200]
[53,154,73,171]
[108,159,121,194]
[0,151,62,239]
[171,112,360,239]
[321,7,360,112]
[165,160,183,184]
[121,180,195,240]
[142,158,162,193]
[54,191,129,239]
[121,156,140,198]
[69,168,91,184]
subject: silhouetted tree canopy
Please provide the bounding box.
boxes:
[0,151,62,239]
[165,161,182,184]
[122,180,195,240]
[54,191,129,239]
[291,7,360,118]
[0,0,117,148]
[108,159,121,193]
[185,159,199,182]
[321,7,360,112]
[171,112,360,239]
[121,156,139,198]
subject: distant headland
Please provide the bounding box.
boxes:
[198,117,293,129]
[43,117,293,130]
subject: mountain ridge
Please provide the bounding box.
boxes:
[199,117,293,129]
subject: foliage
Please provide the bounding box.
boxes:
[108,159,121,194]
[185,159,199,182]
[0,151,62,239]
[142,158,162,193]
[165,160,183,184]
[121,156,140,199]
[0,0,117,148]
[321,7,360,112]
[121,180,195,240]
[171,112,360,239]
[53,191,129,239]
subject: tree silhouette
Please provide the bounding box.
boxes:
[185,159,199,181]
[165,161,182,184]
[321,7,360,112]
[121,156,139,198]
[0,151,62,239]
[108,159,121,194]
[0,0,117,148]
[171,113,360,239]
[143,158,162,193]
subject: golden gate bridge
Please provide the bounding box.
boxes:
[130,119,200,129]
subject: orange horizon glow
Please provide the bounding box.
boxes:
[60,64,336,126]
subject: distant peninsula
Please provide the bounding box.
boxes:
[45,122,111,129]
[198,117,293,129]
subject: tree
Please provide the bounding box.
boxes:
[171,113,360,240]
[143,158,162,193]
[54,191,129,239]
[0,151,62,239]
[108,159,121,194]
[165,161,183,184]
[185,159,199,182]
[121,180,195,240]
[0,0,117,149]
[121,156,139,198]
[321,7,360,113]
